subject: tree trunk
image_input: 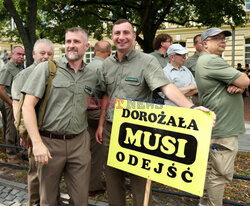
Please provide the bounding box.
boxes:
[135,0,157,53]
[4,0,37,67]
[136,21,157,53]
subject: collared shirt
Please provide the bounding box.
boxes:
[0,60,24,97]
[89,56,104,68]
[150,50,169,68]
[87,56,105,108]
[12,62,37,100]
[159,63,196,107]
[22,56,97,134]
[97,48,170,122]
[196,51,245,138]
[184,52,199,77]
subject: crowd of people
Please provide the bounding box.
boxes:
[0,19,249,206]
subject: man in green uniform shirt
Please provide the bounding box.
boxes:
[150,33,172,68]
[87,40,111,195]
[12,39,54,206]
[185,34,202,105]
[184,34,202,77]
[0,46,25,163]
[22,27,96,206]
[150,33,173,104]
[96,19,215,206]
[196,28,249,206]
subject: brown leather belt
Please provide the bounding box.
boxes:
[39,131,79,140]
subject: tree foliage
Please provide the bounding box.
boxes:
[38,0,249,52]
[0,0,248,64]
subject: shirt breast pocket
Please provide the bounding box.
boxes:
[52,80,73,93]
[83,85,93,96]
[125,77,141,86]
[52,81,71,89]
[51,80,71,100]
[125,77,142,97]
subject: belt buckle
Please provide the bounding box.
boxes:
[63,135,66,140]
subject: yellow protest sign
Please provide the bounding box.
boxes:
[107,99,213,197]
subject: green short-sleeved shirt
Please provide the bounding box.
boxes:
[0,60,24,97]
[87,56,104,101]
[195,51,245,138]
[97,48,170,122]
[22,56,97,135]
[150,50,169,68]
[184,52,199,77]
[88,56,104,71]
[12,63,37,100]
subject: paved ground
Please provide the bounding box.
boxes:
[0,122,248,206]
[0,178,108,206]
[0,179,27,206]
[239,122,250,152]
[239,96,250,152]
[243,96,250,122]
[0,96,249,205]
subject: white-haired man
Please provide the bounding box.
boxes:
[12,38,54,206]
[159,43,198,106]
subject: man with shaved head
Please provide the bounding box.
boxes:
[87,40,111,195]
[94,40,112,56]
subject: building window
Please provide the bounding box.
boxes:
[84,47,94,63]
[246,0,250,11]
[84,46,116,63]
[245,38,250,65]
[174,41,186,48]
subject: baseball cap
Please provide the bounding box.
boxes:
[167,44,188,56]
[201,28,231,43]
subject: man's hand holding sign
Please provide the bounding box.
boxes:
[95,19,216,206]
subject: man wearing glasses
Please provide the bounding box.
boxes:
[150,34,173,104]
[196,28,249,206]
[158,43,198,106]
[150,33,173,68]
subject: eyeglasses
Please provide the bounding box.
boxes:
[164,40,173,43]
[175,54,186,57]
[205,36,229,42]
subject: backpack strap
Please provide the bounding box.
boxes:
[38,60,57,128]
[14,93,25,129]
